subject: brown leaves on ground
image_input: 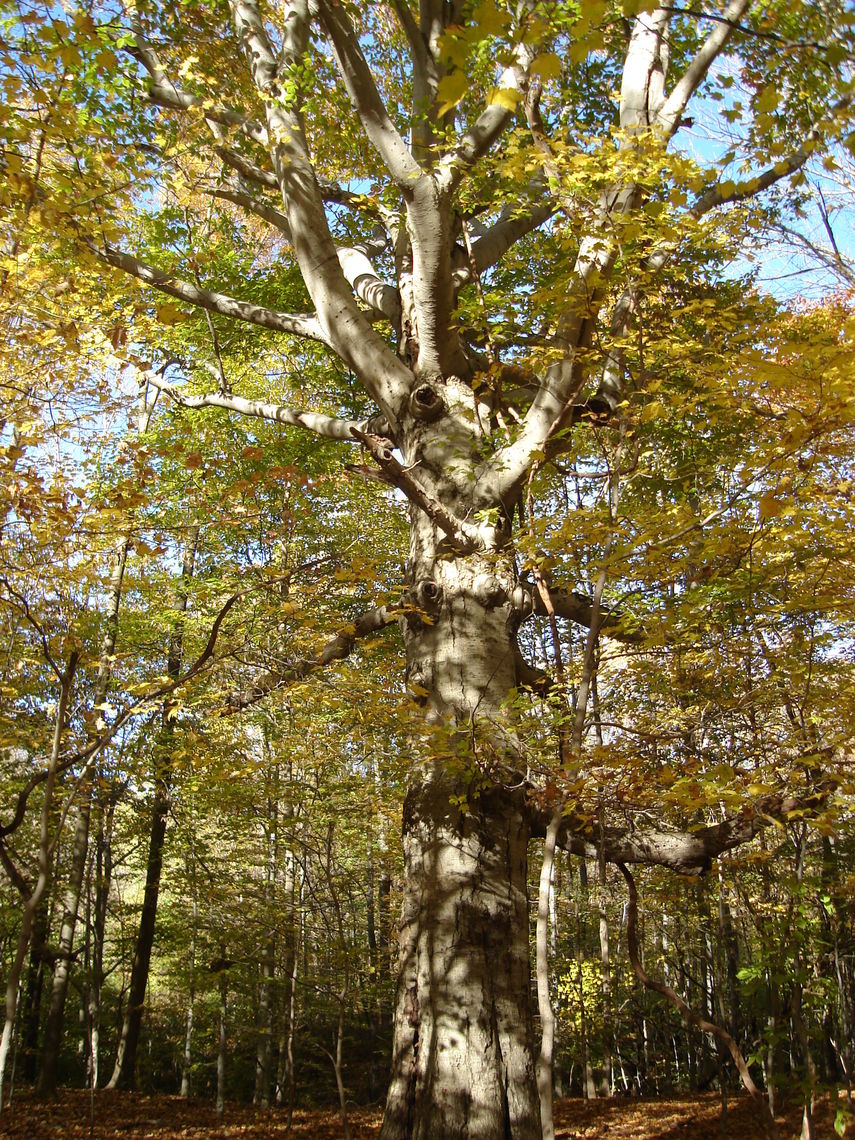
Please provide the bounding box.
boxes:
[553,1091,847,1138]
[0,1089,848,1138]
[0,1091,381,1139]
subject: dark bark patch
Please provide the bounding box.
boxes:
[409,384,444,422]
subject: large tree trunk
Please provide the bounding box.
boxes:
[382,775,538,1140]
[380,536,541,1140]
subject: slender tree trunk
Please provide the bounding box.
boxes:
[5,980,21,1107]
[597,849,612,1098]
[254,774,276,1107]
[593,676,613,1100]
[216,951,227,1121]
[108,528,198,1089]
[577,860,596,1102]
[254,943,275,1106]
[35,801,90,1097]
[18,900,49,1083]
[276,856,300,1126]
[179,851,197,1099]
[536,814,562,1140]
[535,535,610,1129]
[106,778,169,1090]
[792,828,816,1140]
[326,985,352,1140]
[320,823,352,1140]
[275,833,298,1111]
[88,789,114,1094]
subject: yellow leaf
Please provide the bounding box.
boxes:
[755,86,780,114]
[436,72,469,116]
[530,52,561,81]
[472,0,511,37]
[155,302,189,326]
[758,491,785,520]
[486,86,521,112]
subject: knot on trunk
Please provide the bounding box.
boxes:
[510,584,535,619]
[412,578,444,614]
[470,573,509,608]
[408,382,444,422]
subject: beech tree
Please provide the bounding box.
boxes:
[2,0,855,1136]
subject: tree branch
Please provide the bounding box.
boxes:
[215,145,368,211]
[225,604,400,712]
[530,788,829,875]
[207,186,291,236]
[436,46,534,194]
[144,373,390,442]
[660,6,834,52]
[316,0,422,190]
[691,95,855,217]
[207,187,399,318]
[530,584,644,644]
[656,0,753,138]
[390,0,437,160]
[88,241,329,343]
[454,200,555,283]
[126,14,268,146]
[214,145,279,189]
[230,0,413,428]
[335,246,401,320]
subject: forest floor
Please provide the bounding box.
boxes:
[0,1088,850,1138]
